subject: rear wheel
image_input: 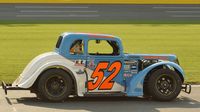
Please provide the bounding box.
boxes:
[38,69,72,102]
[147,69,182,101]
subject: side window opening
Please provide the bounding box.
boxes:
[88,40,120,56]
[56,36,63,48]
[70,39,84,55]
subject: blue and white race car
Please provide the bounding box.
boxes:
[2,32,191,101]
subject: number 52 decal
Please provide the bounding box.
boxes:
[88,61,122,90]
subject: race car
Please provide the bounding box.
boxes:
[2,32,191,102]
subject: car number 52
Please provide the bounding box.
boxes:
[88,61,122,90]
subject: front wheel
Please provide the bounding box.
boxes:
[37,69,72,102]
[147,69,182,101]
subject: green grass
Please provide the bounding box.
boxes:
[0,23,200,83]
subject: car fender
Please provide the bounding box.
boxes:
[126,61,185,96]
[12,52,86,96]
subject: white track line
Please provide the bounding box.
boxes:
[166,11,200,13]
[192,85,200,87]
[172,15,200,18]
[16,14,100,17]
[153,6,200,9]
[1,85,200,88]
[12,107,17,112]
[15,6,89,9]
[20,10,98,13]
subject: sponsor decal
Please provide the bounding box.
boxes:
[124,65,130,71]
[87,59,95,69]
[124,73,132,77]
[76,69,85,75]
[131,70,137,74]
[74,60,85,66]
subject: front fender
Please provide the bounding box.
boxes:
[126,61,185,96]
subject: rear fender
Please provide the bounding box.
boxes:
[18,61,84,95]
[17,61,77,88]
[12,52,86,96]
[126,61,185,96]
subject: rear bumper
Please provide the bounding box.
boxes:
[182,84,191,94]
[1,81,28,95]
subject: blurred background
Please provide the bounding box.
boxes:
[0,0,199,84]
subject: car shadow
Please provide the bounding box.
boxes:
[9,96,200,112]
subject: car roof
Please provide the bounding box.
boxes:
[61,32,119,40]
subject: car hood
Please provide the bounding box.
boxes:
[124,54,178,62]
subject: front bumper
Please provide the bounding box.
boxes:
[182,84,191,94]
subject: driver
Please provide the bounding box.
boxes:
[70,42,83,54]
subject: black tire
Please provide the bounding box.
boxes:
[38,69,72,102]
[147,69,182,101]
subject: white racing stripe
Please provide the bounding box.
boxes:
[16,14,100,17]
[166,11,200,13]
[15,6,89,9]
[20,10,98,13]
[172,15,200,18]
[153,6,200,9]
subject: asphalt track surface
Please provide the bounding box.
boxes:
[0,86,200,112]
[0,4,200,21]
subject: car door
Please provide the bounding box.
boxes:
[86,39,125,93]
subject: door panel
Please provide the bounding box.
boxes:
[86,56,124,92]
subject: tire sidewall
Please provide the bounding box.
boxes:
[38,69,72,102]
[148,69,182,101]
